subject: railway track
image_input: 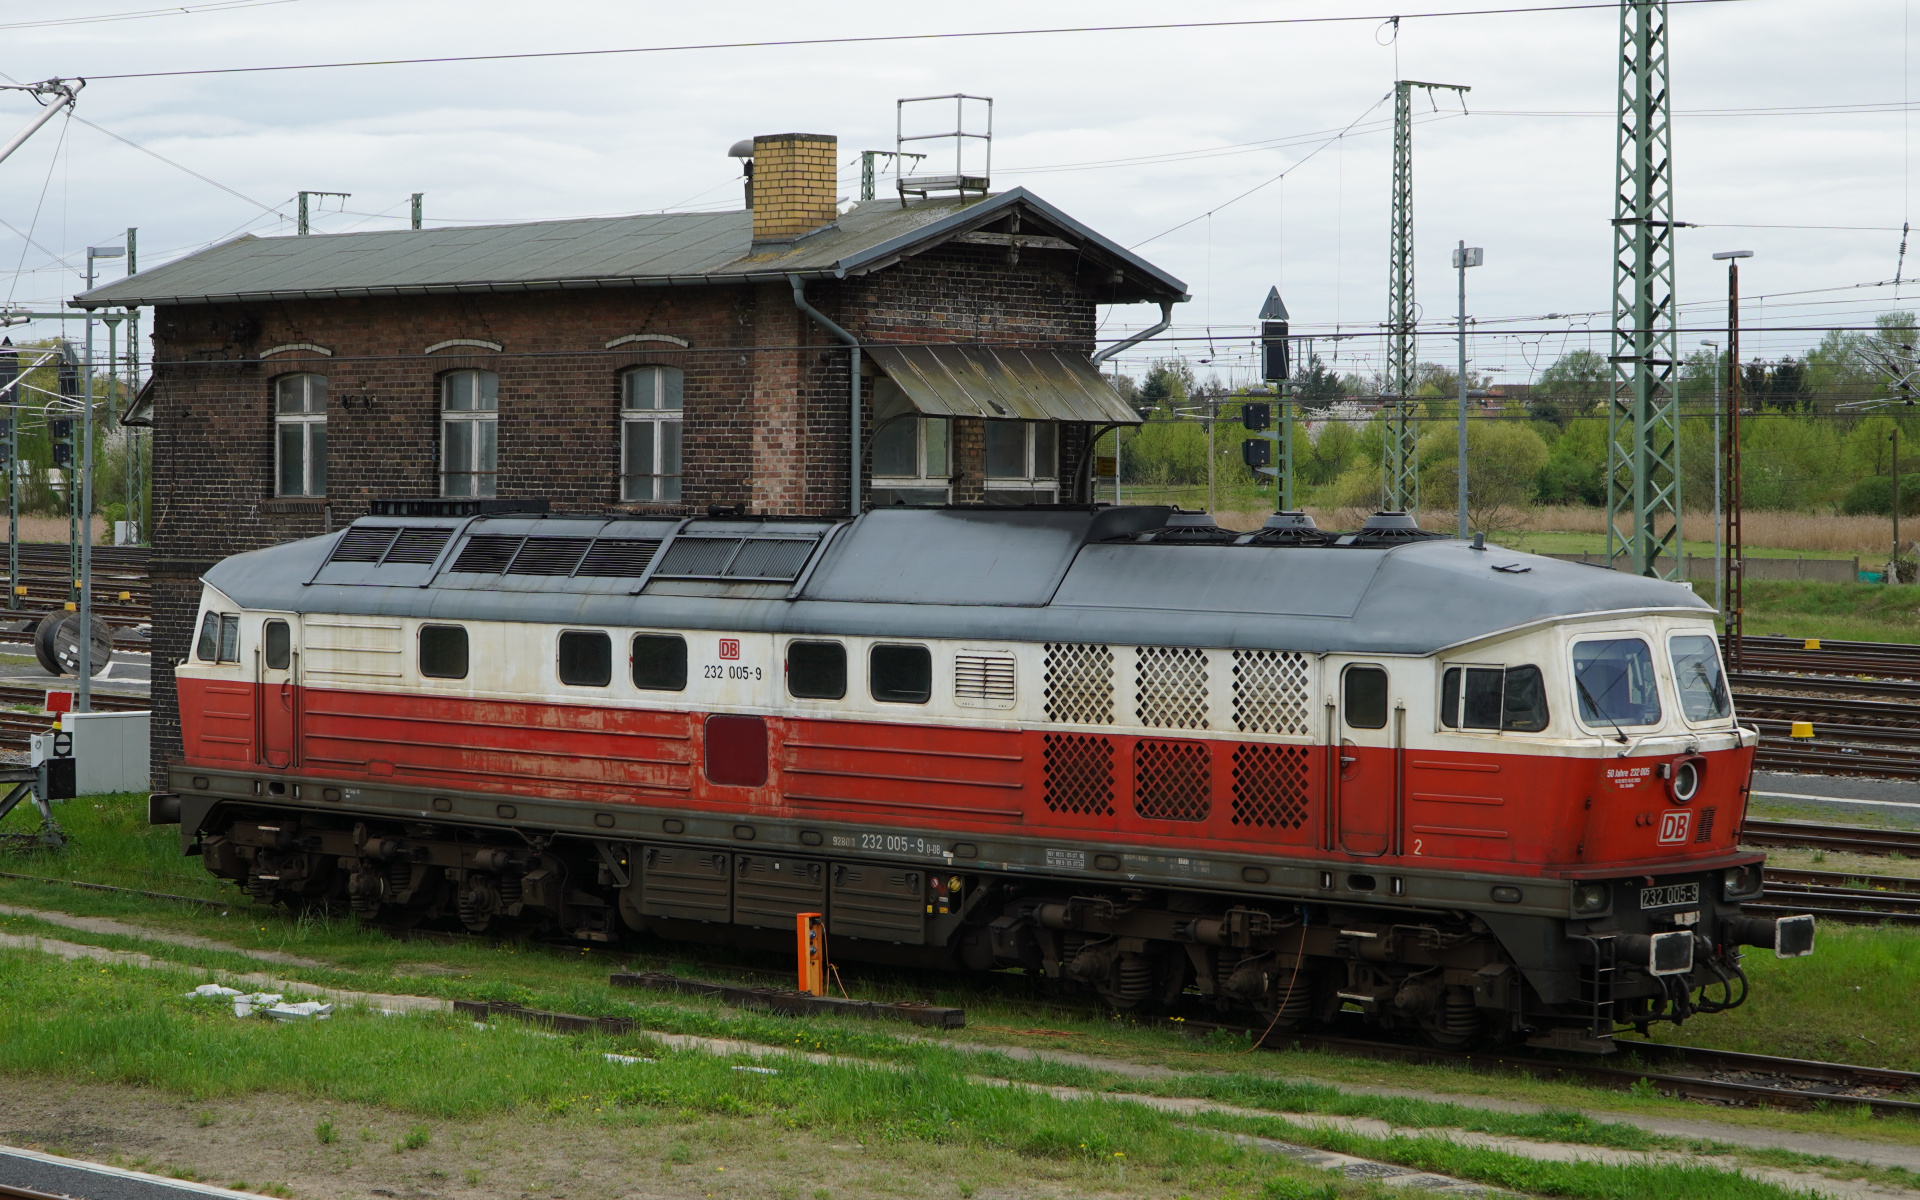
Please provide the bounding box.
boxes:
[1741,817,1920,855]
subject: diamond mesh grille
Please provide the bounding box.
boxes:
[1135,646,1209,729]
[1134,740,1211,821]
[1044,643,1113,724]
[1042,734,1114,816]
[1232,649,1311,735]
[1230,743,1311,829]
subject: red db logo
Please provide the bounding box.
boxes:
[1657,810,1692,845]
[718,639,740,660]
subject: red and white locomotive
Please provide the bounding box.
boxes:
[159,502,1812,1052]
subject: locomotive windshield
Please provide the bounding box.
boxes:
[1572,638,1663,727]
[1669,633,1732,721]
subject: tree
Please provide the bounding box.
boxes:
[1290,354,1345,406]
[1420,418,1551,534]
[1136,358,1194,417]
[1529,350,1610,429]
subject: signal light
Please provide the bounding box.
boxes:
[1241,402,1271,432]
[51,443,71,467]
[49,418,72,441]
[1241,439,1271,468]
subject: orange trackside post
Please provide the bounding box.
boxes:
[796,912,826,996]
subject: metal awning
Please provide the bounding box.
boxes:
[865,345,1143,425]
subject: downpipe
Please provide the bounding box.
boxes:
[1091,300,1174,366]
[790,274,861,515]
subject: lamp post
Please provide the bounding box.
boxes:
[1452,243,1484,539]
[77,241,125,712]
[1712,249,1753,666]
[1894,429,1903,584]
[1701,339,1721,612]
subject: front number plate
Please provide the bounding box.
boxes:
[1640,882,1699,910]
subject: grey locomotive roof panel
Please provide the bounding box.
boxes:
[200,507,1709,656]
[75,188,1187,309]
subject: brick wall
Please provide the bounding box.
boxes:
[147,243,1108,785]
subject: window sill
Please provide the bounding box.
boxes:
[260,498,329,513]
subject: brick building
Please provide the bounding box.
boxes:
[76,132,1188,783]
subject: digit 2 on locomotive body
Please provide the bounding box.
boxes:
[156,503,1813,1053]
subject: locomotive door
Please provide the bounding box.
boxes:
[1334,665,1392,857]
[258,618,299,768]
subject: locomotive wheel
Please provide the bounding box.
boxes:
[1415,986,1482,1049]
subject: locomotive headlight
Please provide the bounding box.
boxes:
[1572,882,1610,914]
[1722,864,1764,900]
[1667,757,1703,805]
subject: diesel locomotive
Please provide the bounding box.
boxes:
[153,502,1813,1053]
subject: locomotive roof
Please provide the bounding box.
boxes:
[201,507,1709,656]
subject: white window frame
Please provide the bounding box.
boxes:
[441,369,498,498]
[983,420,1058,502]
[621,365,683,502]
[869,414,952,504]
[273,374,327,497]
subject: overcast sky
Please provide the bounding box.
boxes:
[0,0,1913,387]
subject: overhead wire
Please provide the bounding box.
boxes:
[0,0,300,33]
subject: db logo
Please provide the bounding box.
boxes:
[1656,810,1692,845]
[718,639,740,660]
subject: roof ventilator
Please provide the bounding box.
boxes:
[1133,510,1238,545]
[1240,511,1335,547]
[1334,511,1447,548]
[652,535,820,582]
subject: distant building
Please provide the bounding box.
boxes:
[78,130,1188,782]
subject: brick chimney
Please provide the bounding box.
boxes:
[751,133,837,243]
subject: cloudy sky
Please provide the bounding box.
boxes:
[0,0,1912,386]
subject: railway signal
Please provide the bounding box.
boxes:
[1247,288,1294,510]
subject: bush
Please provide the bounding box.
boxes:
[1839,473,1920,516]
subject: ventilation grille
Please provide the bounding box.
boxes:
[506,537,593,576]
[1042,734,1114,816]
[1136,646,1209,729]
[1233,650,1311,735]
[330,527,399,563]
[955,653,1017,710]
[727,538,816,580]
[382,528,452,565]
[450,535,525,574]
[1695,806,1717,843]
[654,537,739,578]
[1231,743,1311,829]
[1134,740,1211,822]
[1044,643,1113,725]
[577,539,661,578]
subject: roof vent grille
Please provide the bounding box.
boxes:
[726,538,816,580]
[576,539,662,578]
[506,537,593,577]
[450,535,525,574]
[330,527,399,563]
[382,528,452,565]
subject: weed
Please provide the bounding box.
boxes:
[314,1120,336,1146]
[228,1182,247,1192]
[393,1126,431,1153]
[464,1170,481,1186]
[666,1141,693,1165]
[1261,1181,1338,1200]
[260,1185,292,1198]
[195,1110,215,1128]
[1629,1077,1660,1099]
[812,1190,831,1200]
[358,1129,373,1143]
[166,1167,200,1181]
[959,1187,975,1198]
[1812,850,1827,864]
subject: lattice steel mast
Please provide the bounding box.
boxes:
[1384,80,1469,514]
[1606,1,1682,578]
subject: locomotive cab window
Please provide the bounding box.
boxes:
[1572,637,1662,727]
[419,624,469,680]
[1342,666,1389,730]
[1440,665,1549,732]
[632,633,687,691]
[1669,634,1731,722]
[787,640,846,700]
[263,620,291,671]
[196,613,241,664]
[558,630,612,687]
[869,643,931,704]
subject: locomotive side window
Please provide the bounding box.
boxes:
[1669,634,1731,721]
[869,644,931,704]
[264,621,291,671]
[632,633,687,691]
[1440,665,1549,732]
[419,625,469,679]
[787,640,846,700]
[558,630,612,687]
[1342,666,1388,729]
[1572,638,1662,727]
[197,613,242,664]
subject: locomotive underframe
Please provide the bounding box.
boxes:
[164,765,1770,1053]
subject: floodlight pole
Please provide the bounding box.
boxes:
[1894,429,1903,584]
[1714,250,1752,665]
[1701,339,1721,612]
[1453,242,1482,539]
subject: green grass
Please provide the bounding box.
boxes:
[1505,530,1864,561]
[0,951,1839,1200]
[1693,578,1920,643]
